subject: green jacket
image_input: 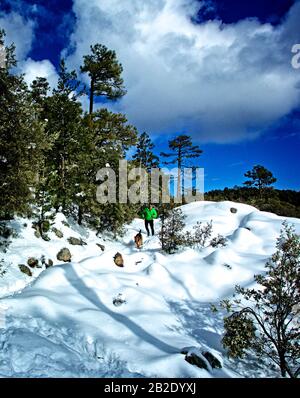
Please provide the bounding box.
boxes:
[140,207,158,221]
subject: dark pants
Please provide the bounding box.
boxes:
[145,220,154,236]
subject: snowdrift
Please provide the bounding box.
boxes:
[0,201,299,377]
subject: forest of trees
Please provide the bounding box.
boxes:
[0,27,209,236]
[206,165,300,219]
[0,30,163,236]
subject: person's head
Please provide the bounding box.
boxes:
[149,204,153,210]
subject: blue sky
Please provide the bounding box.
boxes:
[0,0,300,192]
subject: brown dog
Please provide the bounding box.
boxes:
[134,230,143,249]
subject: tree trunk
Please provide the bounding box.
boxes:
[280,366,286,378]
[258,179,263,200]
[60,154,66,211]
[89,77,94,115]
[177,149,182,202]
[279,351,287,378]
[78,205,83,225]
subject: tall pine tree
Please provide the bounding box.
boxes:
[133,132,159,171]
[0,30,48,219]
[160,135,203,200]
[42,60,84,214]
[74,109,137,231]
[132,132,160,204]
[80,44,126,114]
[244,165,277,199]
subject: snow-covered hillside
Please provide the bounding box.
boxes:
[0,201,299,378]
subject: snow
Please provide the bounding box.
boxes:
[0,200,299,378]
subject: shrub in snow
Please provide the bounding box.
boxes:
[210,234,228,248]
[193,221,213,248]
[94,202,137,238]
[0,224,18,252]
[41,220,51,233]
[220,222,300,378]
[0,224,16,239]
[185,221,213,249]
[159,208,186,254]
[0,259,8,277]
[113,294,127,307]
[30,191,55,240]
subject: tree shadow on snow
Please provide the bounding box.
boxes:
[63,264,179,355]
[167,300,279,378]
[167,300,225,352]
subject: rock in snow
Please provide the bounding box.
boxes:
[56,248,72,262]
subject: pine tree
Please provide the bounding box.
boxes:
[28,76,57,234]
[30,77,50,107]
[244,165,277,199]
[80,44,126,114]
[133,132,159,171]
[132,132,159,204]
[42,59,84,213]
[74,109,137,231]
[0,30,48,219]
[220,222,300,378]
[159,208,186,254]
[160,135,203,200]
[31,176,55,240]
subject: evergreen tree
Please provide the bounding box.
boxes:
[220,222,300,378]
[0,30,48,219]
[31,177,55,240]
[132,132,160,204]
[74,110,137,231]
[28,77,57,233]
[30,77,50,107]
[244,165,277,199]
[159,208,186,254]
[160,135,203,200]
[133,132,159,171]
[80,44,126,114]
[42,59,84,213]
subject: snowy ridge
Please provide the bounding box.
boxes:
[0,201,299,377]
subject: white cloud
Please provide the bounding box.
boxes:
[21,58,58,89]
[0,11,35,61]
[64,0,300,143]
[0,10,58,90]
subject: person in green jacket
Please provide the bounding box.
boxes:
[140,205,158,236]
